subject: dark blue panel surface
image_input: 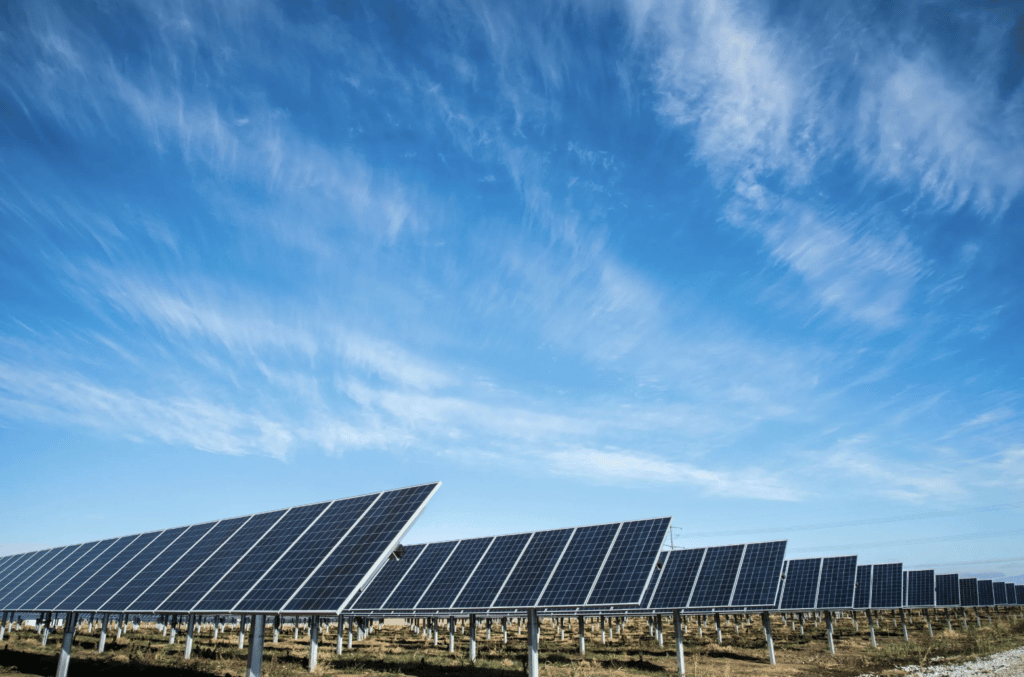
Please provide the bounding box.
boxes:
[993,582,1007,605]
[648,547,705,609]
[159,511,284,611]
[935,574,959,607]
[492,528,573,608]
[283,483,437,612]
[779,558,820,610]
[539,523,619,607]
[43,537,138,610]
[0,548,64,608]
[417,538,492,609]
[76,530,169,611]
[455,533,531,608]
[641,551,667,609]
[587,518,671,606]
[236,493,379,611]
[349,544,427,610]
[960,578,978,606]
[871,563,902,608]
[18,541,108,610]
[906,570,935,607]
[817,556,857,609]
[1006,584,1017,605]
[977,580,994,606]
[688,544,744,608]
[62,534,160,610]
[854,565,871,608]
[99,526,196,611]
[1015,585,1023,605]
[382,541,459,609]
[127,519,241,612]
[731,541,787,608]
[194,503,327,611]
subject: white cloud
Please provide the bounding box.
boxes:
[819,436,964,502]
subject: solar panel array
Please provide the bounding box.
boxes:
[776,556,857,610]
[348,518,671,612]
[642,541,787,611]
[0,483,439,615]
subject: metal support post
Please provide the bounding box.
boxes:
[336,615,344,654]
[55,612,77,677]
[245,615,265,677]
[449,616,456,653]
[184,614,195,659]
[600,616,606,644]
[307,615,319,672]
[528,609,540,677]
[502,616,508,644]
[272,616,279,644]
[578,615,586,655]
[925,608,933,637]
[239,615,246,649]
[169,615,177,645]
[900,608,908,641]
[761,611,775,666]
[866,609,876,648]
[715,612,722,645]
[42,613,51,646]
[799,612,804,636]
[673,610,685,677]
[486,617,491,640]
[469,614,477,663]
[825,610,835,655]
[853,611,858,631]
[433,617,439,646]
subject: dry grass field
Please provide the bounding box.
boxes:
[1,610,1022,677]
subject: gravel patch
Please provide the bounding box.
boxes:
[858,647,1024,677]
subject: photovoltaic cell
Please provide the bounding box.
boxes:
[730,541,786,608]
[19,541,109,611]
[539,523,619,607]
[854,565,871,608]
[382,542,458,609]
[935,574,959,607]
[587,518,671,606]
[779,558,820,610]
[77,529,176,611]
[192,503,328,612]
[236,493,378,611]
[492,529,573,608]
[415,537,492,609]
[817,556,858,609]
[61,533,160,610]
[99,526,198,611]
[350,544,427,610]
[648,547,705,609]
[959,578,978,607]
[0,548,63,608]
[977,580,994,606]
[4,545,90,610]
[41,537,137,611]
[906,570,935,607]
[688,544,745,608]
[454,533,531,609]
[283,484,437,613]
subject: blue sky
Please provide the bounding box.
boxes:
[2,0,1023,583]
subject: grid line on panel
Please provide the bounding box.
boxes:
[126,520,233,612]
[449,537,495,609]
[413,539,468,609]
[580,523,623,607]
[6,544,95,610]
[812,558,824,609]
[731,542,788,608]
[491,529,573,609]
[60,533,158,611]
[484,532,535,609]
[454,533,530,609]
[236,493,379,611]
[726,545,748,607]
[588,519,671,607]
[688,544,745,608]
[0,548,67,609]
[100,525,199,612]
[46,536,141,610]
[935,574,959,607]
[76,530,167,611]
[817,556,857,609]
[195,503,331,612]
[21,540,110,611]
[283,484,437,613]
[349,543,427,610]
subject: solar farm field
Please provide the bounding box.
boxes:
[1,611,1023,677]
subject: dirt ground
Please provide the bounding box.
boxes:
[1,610,1022,676]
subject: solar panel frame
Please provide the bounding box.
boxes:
[959,578,979,607]
[816,556,858,609]
[586,518,670,607]
[729,541,787,608]
[853,564,871,609]
[993,582,1007,606]
[778,558,820,611]
[906,570,936,608]
[869,563,903,609]
[452,533,532,609]
[977,579,994,606]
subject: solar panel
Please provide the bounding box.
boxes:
[977,580,994,606]
[870,563,903,608]
[379,541,459,609]
[453,533,531,608]
[816,556,858,609]
[641,551,667,609]
[959,578,978,606]
[906,570,935,607]
[935,574,959,607]
[729,541,787,607]
[1016,585,1024,605]
[778,558,820,610]
[647,547,705,609]
[587,518,670,606]
[688,544,745,608]
[416,537,493,609]
[350,544,428,609]
[1007,584,1018,605]
[0,483,439,616]
[854,564,871,608]
[993,582,1007,606]
[492,529,574,608]
[540,523,620,607]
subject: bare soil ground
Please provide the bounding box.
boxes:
[1,610,1022,677]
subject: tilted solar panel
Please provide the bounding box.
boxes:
[993,582,1007,606]
[641,551,667,609]
[960,578,978,606]
[416,537,492,609]
[647,547,704,609]
[587,518,669,606]
[688,544,745,608]
[935,573,959,607]
[906,570,935,607]
[492,529,573,608]
[870,563,903,609]
[0,483,439,616]
[540,523,620,607]
[453,533,531,608]
[778,558,820,610]
[854,564,871,608]
[1015,585,1024,605]
[729,541,787,607]
[816,556,858,609]
[350,544,427,610]
[1007,584,1018,605]
[977,580,995,606]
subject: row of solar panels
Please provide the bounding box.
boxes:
[0,484,438,615]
